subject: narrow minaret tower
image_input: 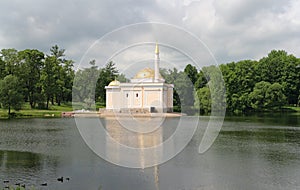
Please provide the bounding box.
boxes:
[154,43,160,82]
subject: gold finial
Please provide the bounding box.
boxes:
[155,43,159,54]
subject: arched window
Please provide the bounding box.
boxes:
[136,93,139,98]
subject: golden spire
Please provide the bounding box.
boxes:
[155,43,159,54]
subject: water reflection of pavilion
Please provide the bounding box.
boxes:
[104,117,175,190]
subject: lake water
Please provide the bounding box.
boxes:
[0,114,299,190]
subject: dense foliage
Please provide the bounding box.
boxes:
[0,46,75,110]
[208,50,300,113]
[163,50,300,114]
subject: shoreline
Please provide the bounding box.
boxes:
[1,105,299,120]
[68,112,184,118]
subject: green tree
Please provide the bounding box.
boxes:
[194,70,207,89]
[257,50,300,105]
[0,58,6,79]
[220,60,257,112]
[184,64,198,84]
[161,68,181,107]
[73,60,100,104]
[258,50,287,84]
[42,45,74,107]
[264,83,287,109]
[95,61,118,103]
[50,44,65,58]
[202,65,226,113]
[0,75,24,115]
[18,49,45,108]
[194,86,211,114]
[281,54,300,105]
[50,45,65,106]
[174,71,194,107]
[0,48,19,76]
[249,81,271,111]
[41,56,58,109]
[60,59,75,103]
[117,73,128,82]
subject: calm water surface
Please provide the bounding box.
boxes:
[0,114,299,190]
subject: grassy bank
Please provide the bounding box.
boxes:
[0,103,73,119]
[1,103,299,119]
[0,102,107,119]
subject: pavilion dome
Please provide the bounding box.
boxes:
[133,67,163,79]
[108,79,120,86]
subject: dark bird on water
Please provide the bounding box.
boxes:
[41,182,47,186]
[15,183,20,186]
[66,177,70,181]
[3,180,9,183]
[57,177,63,182]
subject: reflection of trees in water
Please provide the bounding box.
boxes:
[0,150,59,183]
[219,128,300,165]
[0,150,42,169]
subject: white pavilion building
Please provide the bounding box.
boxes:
[105,44,174,113]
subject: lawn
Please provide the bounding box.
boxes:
[0,103,74,119]
[0,102,107,119]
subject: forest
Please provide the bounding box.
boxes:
[0,45,299,115]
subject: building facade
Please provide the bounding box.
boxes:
[105,44,173,113]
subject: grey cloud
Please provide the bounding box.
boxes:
[0,0,151,61]
[213,0,287,24]
[0,0,299,69]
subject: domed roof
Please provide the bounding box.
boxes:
[108,79,120,86]
[133,67,155,79]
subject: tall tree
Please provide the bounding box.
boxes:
[194,70,207,89]
[258,50,287,84]
[42,45,74,106]
[0,58,6,79]
[41,56,57,109]
[73,60,100,105]
[264,83,287,109]
[202,65,226,113]
[194,86,211,114]
[0,48,19,76]
[174,71,194,107]
[220,60,257,113]
[0,75,24,116]
[60,59,74,103]
[95,61,118,103]
[161,68,181,107]
[18,49,45,108]
[184,64,198,84]
[257,50,300,105]
[50,44,65,59]
[50,45,65,106]
[249,81,271,111]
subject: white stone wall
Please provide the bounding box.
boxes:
[106,87,121,109]
[105,83,173,113]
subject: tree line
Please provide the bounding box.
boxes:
[0,45,74,114]
[0,45,125,114]
[181,50,300,114]
[1,47,299,115]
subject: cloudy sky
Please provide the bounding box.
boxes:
[1,0,299,74]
